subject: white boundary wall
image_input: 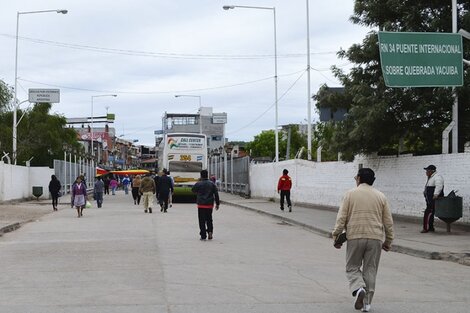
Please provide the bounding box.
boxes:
[0,161,54,201]
[250,153,470,224]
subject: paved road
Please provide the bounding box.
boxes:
[1,193,469,312]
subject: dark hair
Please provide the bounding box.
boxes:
[51,174,57,180]
[283,169,288,175]
[357,168,375,185]
[200,169,209,179]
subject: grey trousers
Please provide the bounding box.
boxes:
[346,238,382,305]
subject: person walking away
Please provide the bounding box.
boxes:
[167,171,175,208]
[71,176,88,218]
[156,169,174,213]
[139,173,156,213]
[80,174,87,188]
[132,175,142,205]
[110,177,118,195]
[48,175,61,211]
[422,165,444,233]
[332,168,394,312]
[192,170,220,240]
[94,176,105,208]
[277,169,292,212]
[153,172,160,202]
[103,175,110,195]
[122,175,131,195]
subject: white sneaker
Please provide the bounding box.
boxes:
[354,287,365,310]
[362,304,371,312]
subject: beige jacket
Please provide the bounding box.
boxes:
[332,183,394,246]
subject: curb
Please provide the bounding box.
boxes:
[222,200,470,267]
[0,223,21,236]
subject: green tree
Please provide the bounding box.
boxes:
[315,1,470,158]
[279,125,307,160]
[0,80,12,112]
[246,126,307,160]
[0,102,82,167]
[246,130,275,159]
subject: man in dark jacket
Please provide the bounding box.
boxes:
[192,169,220,240]
[157,169,174,213]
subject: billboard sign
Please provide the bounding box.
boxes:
[378,32,463,87]
[28,89,60,103]
[212,113,227,124]
[167,135,204,150]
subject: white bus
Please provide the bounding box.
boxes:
[158,133,207,197]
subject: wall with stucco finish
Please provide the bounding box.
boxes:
[250,154,470,223]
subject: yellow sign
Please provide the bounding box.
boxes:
[180,155,191,161]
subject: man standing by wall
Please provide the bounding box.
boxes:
[332,168,394,312]
[277,169,292,212]
[422,165,444,233]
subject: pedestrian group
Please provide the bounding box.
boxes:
[47,164,445,311]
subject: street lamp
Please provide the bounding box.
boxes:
[223,4,279,162]
[174,94,202,108]
[174,94,203,133]
[91,94,117,162]
[12,9,68,164]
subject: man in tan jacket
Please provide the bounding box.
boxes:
[139,173,156,213]
[332,168,394,312]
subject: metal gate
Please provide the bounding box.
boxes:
[208,155,250,197]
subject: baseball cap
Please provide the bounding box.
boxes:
[424,165,436,171]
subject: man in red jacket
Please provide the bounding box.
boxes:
[277,169,292,212]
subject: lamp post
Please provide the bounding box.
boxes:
[12,9,68,164]
[306,0,312,160]
[91,94,117,163]
[174,94,203,133]
[451,0,458,153]
[223,4,279,162]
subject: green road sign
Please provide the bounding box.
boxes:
[378,31,463,87]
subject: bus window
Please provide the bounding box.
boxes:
[169,161,203,173]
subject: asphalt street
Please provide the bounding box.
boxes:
[0,192,469,313]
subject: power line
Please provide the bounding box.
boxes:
[227,69,307,136]
[0,33,337,60]
[18,69,307,95]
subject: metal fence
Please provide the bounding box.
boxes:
[53,159,95,195]
[209,155,250,197]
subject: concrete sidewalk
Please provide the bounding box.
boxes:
[0,199,55,236]
[220,192,470,266]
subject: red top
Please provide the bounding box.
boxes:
[277,175,292,191]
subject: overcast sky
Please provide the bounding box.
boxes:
[0,0,372,146]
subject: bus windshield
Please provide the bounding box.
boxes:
[169,161,203,173]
